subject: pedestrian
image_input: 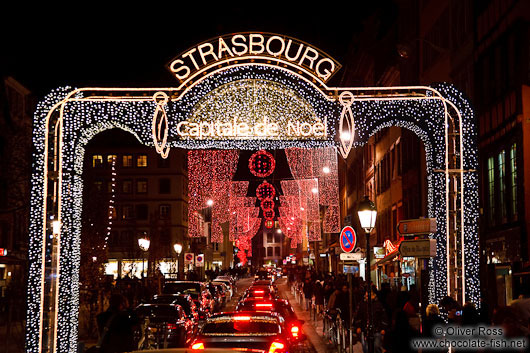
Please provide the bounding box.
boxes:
[383,309,418,353]
[314,280,325,315]
[95,293,139,353]
[303,278,313,311]
[422,304,444,337]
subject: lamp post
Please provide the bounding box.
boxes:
[173,243,182,279]
[357,196,377,353]
[138,235,150,279]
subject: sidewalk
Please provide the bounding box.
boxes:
[277,278,333,353]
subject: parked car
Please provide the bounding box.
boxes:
[150,294,199,323]
[162,281,215,320]
[134,303,197,349]
[212,278,234,298]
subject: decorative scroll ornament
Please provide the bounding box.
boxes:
[151,91,170,159]
[338,91,355,159]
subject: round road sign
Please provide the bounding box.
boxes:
[340,226,357,253]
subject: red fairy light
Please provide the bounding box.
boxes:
[263,209,275,220]
[261,198,274,211]
[256,181,275,200]
[249,150,276,178]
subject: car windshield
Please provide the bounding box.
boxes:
[202,319,279,335]
[151,296,192,315]
[163,282,200,295]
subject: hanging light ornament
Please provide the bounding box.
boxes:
[263,209,275,220]
[261,198,274,211]
[249,149,276,177]
[256,181,276,200]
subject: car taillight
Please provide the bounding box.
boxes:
[290,325,300,338]
[255,303,273,308]
[167,323,178,330]
[268,341,285,353]
[254,290,265,294]
[233,316,251,321]
[191,341,204,349]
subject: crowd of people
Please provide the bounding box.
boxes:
[288,266,530,353]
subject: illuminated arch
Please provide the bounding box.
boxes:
[27,60,478,353]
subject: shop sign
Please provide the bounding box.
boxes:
[340,252,362,261]
[397,218,437,235]
[0,248,6,256]
[319,253,327,258]
[343,265,358,274]
[398,239,437,258]
[373,247,385,259]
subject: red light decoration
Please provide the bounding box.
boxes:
[256,181,275,200]
[261,198,274,211]
[249,150,276,178]
[263,209,275,220]
[265,220,274,228]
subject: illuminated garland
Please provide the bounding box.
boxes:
[26,60,478,353]
[249,150,276,177]
[256,181,276,200]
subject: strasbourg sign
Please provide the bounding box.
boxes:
[168,32,342,86]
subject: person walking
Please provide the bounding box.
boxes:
[95,293,139,353]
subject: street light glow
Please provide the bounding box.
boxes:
[173,243,183,255]
[311,187,318,194]
[206,199,214,206]
[340,131,351,141]
[322,166,330,174]
[138,237,150,251]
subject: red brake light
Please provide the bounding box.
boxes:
[268,341,285,353]
[191,341,204,350]
[167,323,178,330]
[291,325,300,337]
[255,303,273,308]
[234,316,251,321]
[254,290,265,294]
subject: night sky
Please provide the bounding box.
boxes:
[1,2,394,97]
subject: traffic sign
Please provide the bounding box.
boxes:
[195,254,205,267]
[398,239,436,257]
[184,253,194,264]
[340,226,357,253]
[397,218,436,235]
[340,252,362,261]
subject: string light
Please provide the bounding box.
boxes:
[26,63,478,353]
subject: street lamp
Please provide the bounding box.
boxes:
[138,235,150,278]
[357,196,377,353]
[174,243,182,279]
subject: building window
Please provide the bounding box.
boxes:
[122,205,134,219]
[107,181,114,194]
[498,151,506,222]
[160,204,171,220]
[274,233,281,243]
[137,155,148,167]
[137,179,148,194]
[122,155,133,167]
[274,246,280,257]
[107,154,117,165]
[136,204,148,220]
[92,155,103,167]
[267,233,273,243]
[510,143,517,220]
[267,247,273,257]
[213,243,219,252]
[487,157,495,225]
[93,180,103,192]
[159,178,171,194]
[122,180,132,194]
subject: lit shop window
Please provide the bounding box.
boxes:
[137,155,148,167]
[123,155,133,167]
[510,143,517,220]
[92,155,103,167]
[487,157,495,225]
